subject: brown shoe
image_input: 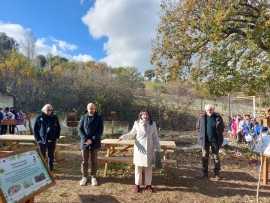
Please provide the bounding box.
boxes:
[135,185,141,193]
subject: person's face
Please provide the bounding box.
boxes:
[87,105,96,116]
[141,112,149,122]
[44,107,52,115]
[205,108,214,116]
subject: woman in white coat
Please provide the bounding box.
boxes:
[119,109,161,193]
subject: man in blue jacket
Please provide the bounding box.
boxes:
[78,103,103,186]
[196,104,224,180]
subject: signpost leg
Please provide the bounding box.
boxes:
[262,156,269,185]
[25,197,34,203]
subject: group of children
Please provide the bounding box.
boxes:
[227,114,268,144]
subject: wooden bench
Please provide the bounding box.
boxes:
[98,156,177,177]
[113,147,175,159]
[17,142,70,161]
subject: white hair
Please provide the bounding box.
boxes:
[204,104,215,111]
[41,104,52,112]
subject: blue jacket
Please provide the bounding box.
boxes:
[78,112,103,150]
[34,113,61,144]
[196,112,224,148]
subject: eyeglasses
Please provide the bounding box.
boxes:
[46,109,52,111]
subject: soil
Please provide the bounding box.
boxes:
[32,132,270,202]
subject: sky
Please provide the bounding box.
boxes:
[0,0,161,73]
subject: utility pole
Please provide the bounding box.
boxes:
[228,94,231,117]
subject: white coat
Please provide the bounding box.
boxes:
[120,120,161,167]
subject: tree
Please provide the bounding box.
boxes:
[0,32,18,62]
[35,54,47,68]
[151,0,270,97]
[21,30,36,62]
[144,69,155,81]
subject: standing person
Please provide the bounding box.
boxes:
[9,107,17,134]
[17,109,26,126]
[16,110,27,134]
[118,109,161,193]
[0,108,3,135]
[78,103,104,186]
[1,107,15,134]
[196,104,224,180]
[33,104,61,178]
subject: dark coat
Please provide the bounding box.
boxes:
[78,112,103,150]
[196,112,224,148]
[34,113,61,144]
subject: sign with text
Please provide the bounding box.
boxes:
[0,146,55,203]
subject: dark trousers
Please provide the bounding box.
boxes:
[38,141,56,171]
[9,125,15,134]
[81,149,98,178]
[202,142,220,176]
[237,131,245,143]
[0,125,7,134]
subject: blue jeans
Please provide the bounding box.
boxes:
[202,142,220,175]
[38,141,56,171]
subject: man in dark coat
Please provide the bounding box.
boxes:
[34,104,61,178]
[196,104,224,180]
[78,103,103,186]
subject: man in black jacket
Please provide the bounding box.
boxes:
[196,104,224,180]
[34,104,61,178]
[78,103,103,186]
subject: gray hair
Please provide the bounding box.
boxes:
[41,104,52,112]
[204,104,215,111]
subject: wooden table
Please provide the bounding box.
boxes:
[0,134,67,160]
[0,134,37,150]
[100,139,176,177]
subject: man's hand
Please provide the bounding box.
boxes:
[84,139,92,145]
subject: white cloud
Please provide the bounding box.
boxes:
[73,54,95,62]
[0,21,94,62]
[51,37,78,51]
[82,0,161,72]
[0,22,27,43]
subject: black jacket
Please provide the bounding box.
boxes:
[196,112,224,148]
[78,112,103,150]
[34,113,61,144]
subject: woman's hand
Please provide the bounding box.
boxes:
[118,137,123,142]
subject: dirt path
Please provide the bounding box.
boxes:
[33,133,270,203]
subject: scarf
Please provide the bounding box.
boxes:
[139,119,149,132]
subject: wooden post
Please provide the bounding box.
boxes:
[103,146,111,177]
[25,197,35,203]
[262,156,269,185]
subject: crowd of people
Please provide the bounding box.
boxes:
[0,107,26,135]
[227,114,268,145]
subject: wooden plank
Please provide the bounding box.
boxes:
[98,156,177,164]
[101,139,176,148]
